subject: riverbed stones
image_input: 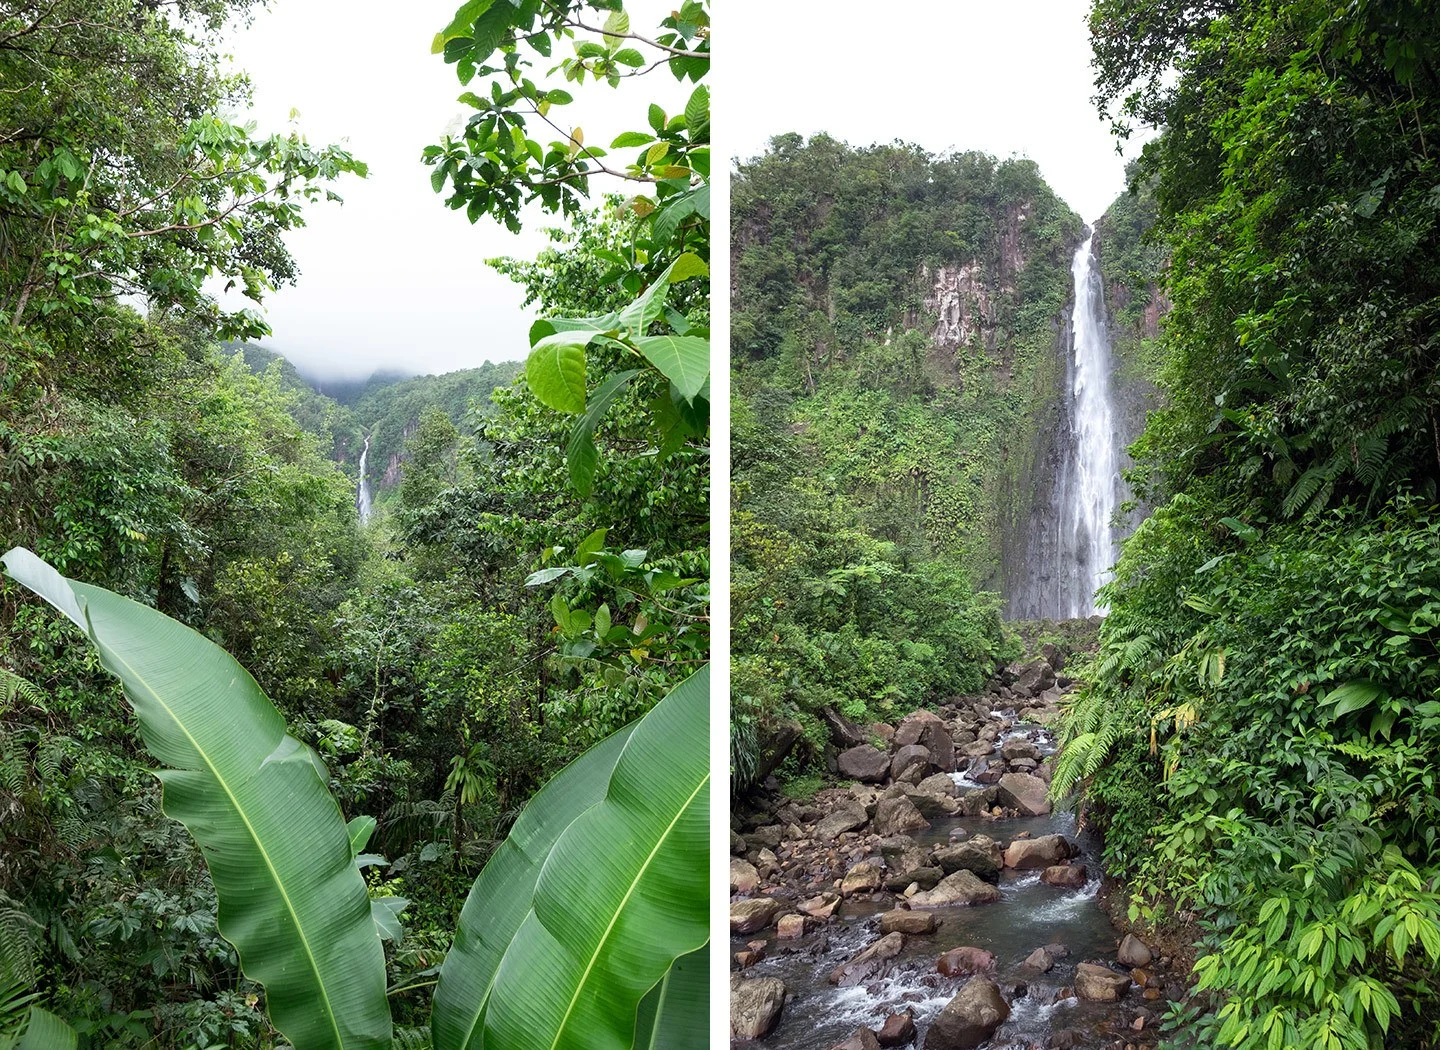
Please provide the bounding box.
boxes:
[775,913,807,939]
[840,860,883,896]
[730,857,760,894]
[731,974,787,1038]
[838,744,892,782]
[891,743,934,782]
[894,710,956,772]
[936,946,995,976]
[924,976,1010,1050]
[1022,947,1055,972]
[877,1011,916,1047]
[1000,737,1040,762]
[933,834,1003,877]
[873,795,930,836]
[798,892,841,919]
[815,801,870,840]
[1117,933,1153,967]
[1010,659,1057,697]
[730,897,781,934]
[1041,863,1088,888]
[996,772,1052,816]
[917,772,958,797]
[1075,962,1131,1001]
[878,908,939,934]
[909,869,1002,908]
[1003,834,1072,869]
[830,931,905,986]
[884,865,942,892]
[747,824,783,850]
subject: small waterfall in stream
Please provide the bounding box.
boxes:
[1008,229,1124,619]
[356,436,373,524]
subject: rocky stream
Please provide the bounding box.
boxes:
[730,649,1185,1050]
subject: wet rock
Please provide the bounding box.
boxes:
[877,1011,916,1047]
[1043,943,1070,959]
[1022,947,1054,972]
[958,788,998,817]
[730,897,781,934]
[840,860,883,896]
[838,745,892,782]
[1040,642,1065,672]
[1048,1030,1083,1049]
[828,1028,881,1050]
[775,913,807,939]
[730,830,746,855]
[815,802,870,841]
[878,909,939,934]
[1075,962,1131,1001]
[798,892,841,919]
[891,743,934,782]
[1003,834,1072,869]
[999,737,1040,762]
[932,834,1003,878]
[730,857,760,894]
[734,948,763,968]
[823,705,871,748]
[924,976,1010,1050]
[1117,933,1153,967]
[962,739,995,758]
[936,946,995,976]
[754,847,779,878]
[909,869,1001,908]
[874,795,930,836]
[894,710,956,772]
[884,865,942,892]
[1041,863,1088,888]
[967,756,1003,785]
[907,790,962,819]
[1007,758,1038,773]
[996,772,1051,816]
[730,973,786,1039]
[747,823,783,850]
[830,931,905,986]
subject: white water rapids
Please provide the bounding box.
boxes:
[357,435,373,524]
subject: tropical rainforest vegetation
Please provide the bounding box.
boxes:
[0,1,708,1049]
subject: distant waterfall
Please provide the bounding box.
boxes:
[1008,230,1123,619]
[357,436,373,524]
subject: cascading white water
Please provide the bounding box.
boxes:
[357,436,373,524]
[1062,232,1119,616]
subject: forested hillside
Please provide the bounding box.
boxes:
[0,0,710,1046]
[730,136,1089,782]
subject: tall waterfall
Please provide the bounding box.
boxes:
[1007,229,1123,619]
[357,435,373,524]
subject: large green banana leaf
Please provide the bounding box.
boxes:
[433,666,709,1050]
[1,549,391,1050]
[633,947,708,1050]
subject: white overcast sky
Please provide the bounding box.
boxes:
[220,0,686,381]
[724,0,1151,226]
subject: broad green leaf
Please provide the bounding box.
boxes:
[370,898,408,943]
[601,10,630,48]
[613,48,645,67]
[16,1008,76,1050]
[347,815,377,857]
[683,85,709,138]
[635,335,710,400]
[478,667,709,1050]
[666,253,708,283]
[633,947,709,1050]
[611,131,656,148]
[575,527,609,565]
[565,369,641,496]
[439,0,496,44]
[1321,680,1385,717]
[614,253,706,336]
[647,104,666,133]
[1,549,390,1050]
[430,723,638,1050]
[526,336,588,414]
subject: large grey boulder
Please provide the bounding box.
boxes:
[1117,933,1153,967]
[1009,659,1056,698]
[932,834,1003,878]
[1003,834,1073,870]
[731,973,787,1038]
[923,977,1010,1050]
[879,909,939,934]
[838,744,892,782]
[890,743,934,782]
[873,795,930,836]
[814,801,870,840]
[908,869,1001,908]
[1074,962,1130,1001]
[830,931,905,986]
[996,772,1052,816]
[894,710,956,772]
[730,897,781,934]
[730,857,760,894]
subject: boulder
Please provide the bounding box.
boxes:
[874,795,930,836]
[968,756,1003,785]
[747,824,783,850]
[730,897,781,934]
[996,772,1051,816]
[907,787,962,819]
[730,974,787,1038]
[838,744,892,782]
[894,710,956,772]
[730,857,760,895]
[840,860,883,897]
[1010,659,1056,698]
[1041,863,1088,889]
[828,1029,881,1050]
[909,870,1001,908]
[923,977,1010,1050]
[1021,947,1054,972]
[814,802,870,841]
[830,931,905,986]
[932,835,1003,878]
[878,909,939,935]
[999,737,1040,762]
[877,1012,916,1047]
[1003,834,1072,870]
[884,865,942,892]
[1074,962,1131,1002]
[775,913,807,939]
[891,743,934,782]
[916,772,958,797]
[798,892,841,919]
[1117,933,1153,968]
[936,946,994,976]
[730,830,746,855]
[823,705,871,748]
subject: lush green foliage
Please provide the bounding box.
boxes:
[1056,1,1440,1044]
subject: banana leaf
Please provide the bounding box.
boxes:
[1,549,391,1050]
[633,946,709,1050]
[433,666,709,1050]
